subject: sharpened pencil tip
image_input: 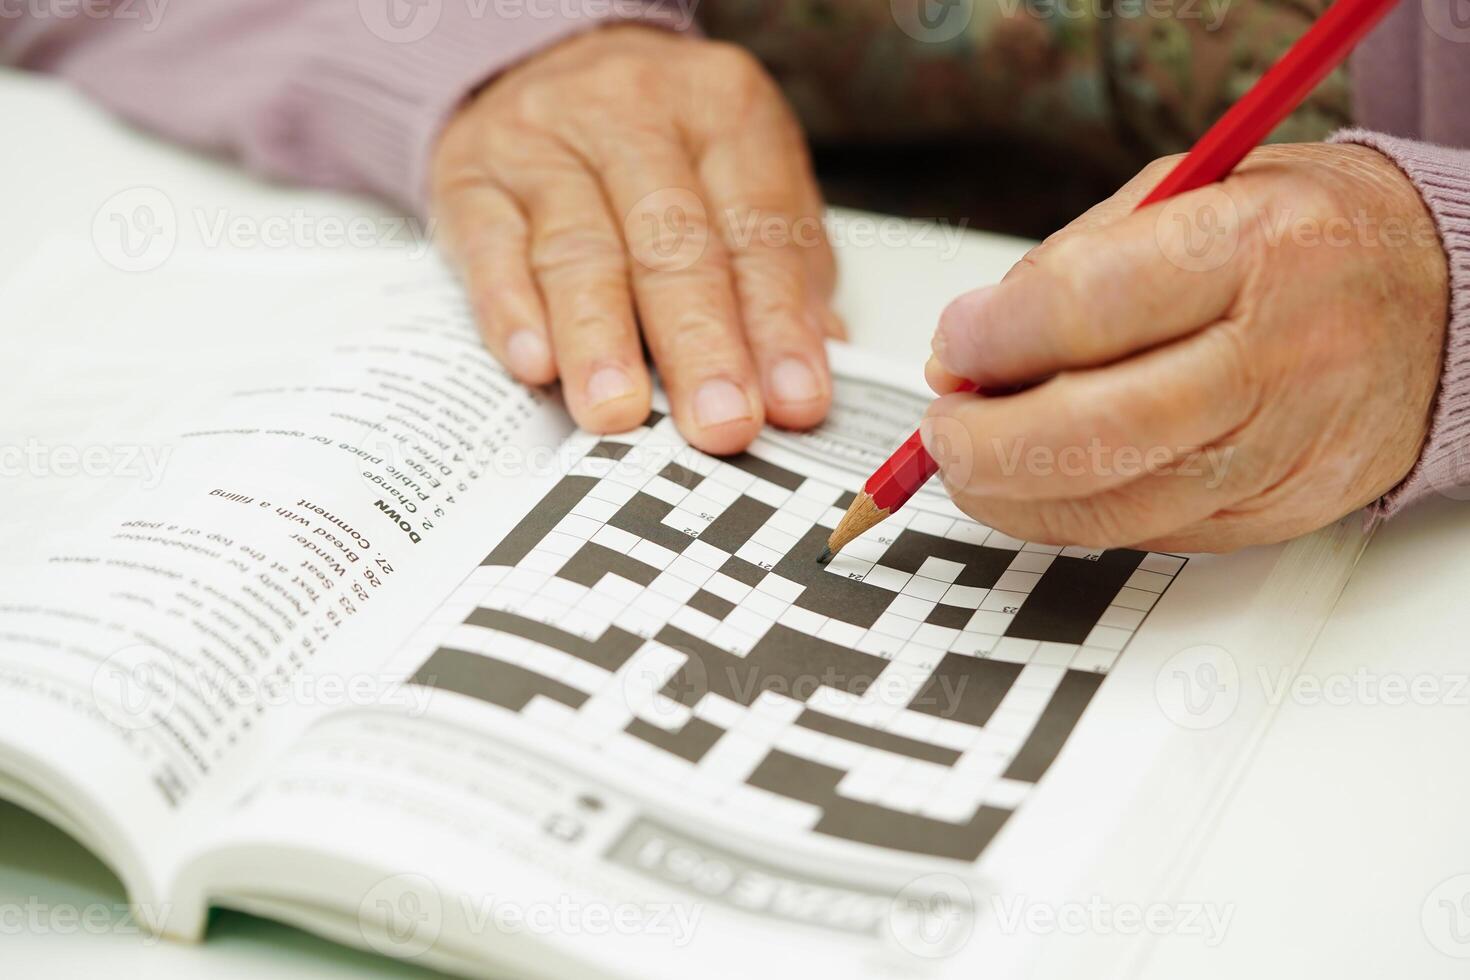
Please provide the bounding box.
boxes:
[816,547,833,566]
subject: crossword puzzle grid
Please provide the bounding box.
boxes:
[409,412,1184,862]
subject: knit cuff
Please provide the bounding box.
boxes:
[269,0,698,216]
[1329,129,1470,518]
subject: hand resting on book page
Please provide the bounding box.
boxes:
[922,144,1449,552]
[432,25,843,457]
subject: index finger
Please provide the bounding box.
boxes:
[932,180,1254,387]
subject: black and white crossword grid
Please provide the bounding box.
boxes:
[409,405,1184,863]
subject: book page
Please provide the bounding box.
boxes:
[176,340,1354,978]
[0,245,572,899]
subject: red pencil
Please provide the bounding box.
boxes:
[820,0,1402,563]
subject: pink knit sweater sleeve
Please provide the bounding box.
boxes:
[1328,130,1470,517]
[0,1,694,215]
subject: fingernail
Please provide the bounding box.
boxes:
[918,414,937,456]
[586,364,635,407]
[934,285,997,370]
[693,378,752,429]
[768,357,821,404]
[505,330,550,379]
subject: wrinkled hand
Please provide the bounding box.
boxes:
[924,144,1449,551]
[432,25,841,454]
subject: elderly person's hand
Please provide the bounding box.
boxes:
[924,144,1449,552]
[432,25,840,455]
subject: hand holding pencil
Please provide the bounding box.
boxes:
[825,0,1449,561]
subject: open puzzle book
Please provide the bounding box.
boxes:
[0,245,1370,979]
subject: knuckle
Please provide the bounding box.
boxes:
[701,40,766,83]
[555,314,623,348]
[659,312,734,351]
[641,263,732,309]
[698,42,777,119]
[647,314,743,369]
[1042,497,1132,549]
[731,251,804,307]
[479,122,552,174]
[531,224,627,280]
[591,53,662,94]
[1206,321,1259,409]
[1143,153,1187,182]
[1274,172,1341,222]
[1035,253,1097,354]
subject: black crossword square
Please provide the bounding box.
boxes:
[719,556,766,586]
[924,604,973,629]
[586,440,633,461]
[658,461,704,490]
[688,589,736,620]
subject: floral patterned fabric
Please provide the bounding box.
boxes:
[698,0,1353,174]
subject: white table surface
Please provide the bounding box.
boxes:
[3,69,1470,978]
